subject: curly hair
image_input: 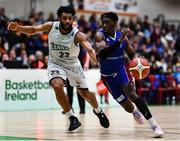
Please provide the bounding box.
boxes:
[56,5,76,18]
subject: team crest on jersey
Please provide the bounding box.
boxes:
[71,31,74,36]
[55,26,59,30]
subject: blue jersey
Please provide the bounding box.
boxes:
[99,29,127,75]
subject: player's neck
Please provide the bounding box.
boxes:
[59,24,72,35]
[109,31,116,38]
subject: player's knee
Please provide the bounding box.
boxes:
[50,78,64,90]
[128,93,138,102]
[124,83,137,99]
[78,89,89,98]
[121,100,134,113]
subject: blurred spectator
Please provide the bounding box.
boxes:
[0,53,9,68]
[9,48,17,61]
[77,0,84,9]
[27,54,36,68]
[175,34,180,52]
[174,62,180,88]
[44,55,49,68]
[46,12,55,21]
[0,37,7,55]
[17,49,28,67]
[96,79,109,105]
[35,50,45,69]
[0,7,9,21]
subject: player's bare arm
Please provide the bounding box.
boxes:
[94,32,106,53]
[95,29,129,59]
[7,22,53,35]
[124,37,136,60]
[75,32,98,64]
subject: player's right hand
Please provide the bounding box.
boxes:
[7,22,18,31]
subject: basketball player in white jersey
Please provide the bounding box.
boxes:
[7,5,109,132]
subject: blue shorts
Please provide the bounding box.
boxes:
[101,66,131,104]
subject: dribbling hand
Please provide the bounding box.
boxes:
[7,22,18,31]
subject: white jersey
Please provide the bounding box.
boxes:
[48,21,80,68]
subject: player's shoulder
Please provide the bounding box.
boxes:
[75,31,87,42]
[95,31,104,42]
[43,21,54,27]
[42,21,55,32]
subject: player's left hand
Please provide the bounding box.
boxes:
[118,28,130,43]
[7,22,18,31]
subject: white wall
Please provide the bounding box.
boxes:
[138,0,180,20]
[0,0,30,19]
[0,0,68,20]
[0,0,180,20]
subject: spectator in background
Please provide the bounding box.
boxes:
[0,37,7,56]
[44,55,49,68]
[17,49,28,67]
[27,54,36,68]
[89,14,99,33]
[0,7,9,21]
[0,53,9,68]
[174,61,180,88]
[77,0,84,9]
[46,12,55,22]
[96,79,109,104]
[9,48,17,61]
[37,11,45,24]
[34,50,45,69]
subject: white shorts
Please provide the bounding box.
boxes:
[47,61,88,88]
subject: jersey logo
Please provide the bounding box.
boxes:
[116,95,125,102]
[50,70,59,76]
[50,42,69,51]
[55,26,59,30]
[71,31,74,36]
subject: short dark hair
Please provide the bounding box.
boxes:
[56,5,76,17]
[100,12,118,22]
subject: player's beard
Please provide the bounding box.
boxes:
[60,22,72,32]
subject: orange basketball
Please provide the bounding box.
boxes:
[128,57,150,80]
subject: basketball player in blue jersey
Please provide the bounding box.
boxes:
[7,5,109,132]
[94,12,164,137]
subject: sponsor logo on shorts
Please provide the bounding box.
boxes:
[116,95,125,102]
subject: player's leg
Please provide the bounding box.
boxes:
[121,66,164,137]
[77,88,109,128]
[61,79,74,114]
[122,80,164,137]
[66,79,74,107]
[48,62,81,131]
[50,78,71,112]
[77,91,86,114]
[101,74,144,124]
[69,64,109,128]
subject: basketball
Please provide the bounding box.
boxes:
[128,57,150,80]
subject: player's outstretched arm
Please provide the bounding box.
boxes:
[7,22,52,35]
[94,29,130,59]
[75,32,98,64]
